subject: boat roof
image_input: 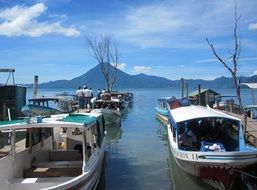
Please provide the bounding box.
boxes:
[28,96,71,101]
[158,96,176,102]
[94,98,120,103]
[0,113,97,131]
[169,105,241,123]
[189,89,220,97]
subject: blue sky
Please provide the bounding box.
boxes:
[0,0,257,84]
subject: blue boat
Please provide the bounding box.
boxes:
[155,97,175,123]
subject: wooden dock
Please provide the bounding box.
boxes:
[220,110,257,147]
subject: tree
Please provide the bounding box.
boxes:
[206,1,243,110]
[87,35,119,91]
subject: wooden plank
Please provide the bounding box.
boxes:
[219,110,257,146]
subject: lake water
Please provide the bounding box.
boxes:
[27,87,257,190]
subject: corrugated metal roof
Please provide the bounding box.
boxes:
[189,89,220,97]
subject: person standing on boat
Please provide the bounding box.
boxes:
[76,86,84,109]
[83,86,91,109]
[97,89,101,100]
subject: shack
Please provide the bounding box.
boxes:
[189,89,220,108]
[0,69,26,120]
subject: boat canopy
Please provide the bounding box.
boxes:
[0,113,97,130]
[170,105,240,123]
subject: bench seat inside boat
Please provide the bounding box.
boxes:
[32,160,83,168]
[24,167,82,178]
[23,149,83,178]
[48,149,82,161]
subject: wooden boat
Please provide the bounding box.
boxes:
[0,112,106,190]
[109,91,131,109]
[155,97,191,123]
[91,97,121,126]
[21,96,75,116]
[155,97,174,123]
[166,98,257,190]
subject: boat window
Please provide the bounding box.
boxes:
[172,124,176,142]
[25,128,51,148]
[0,130,11,158]
[15,129,27,153]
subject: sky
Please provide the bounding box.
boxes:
[0,0,257,84]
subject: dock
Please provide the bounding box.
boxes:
[219,110,257,147]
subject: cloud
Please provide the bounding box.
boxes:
[134,66,151,73]
[89,0,257,49]
[253,70,257,75]
[0,3,80,37]
[111,63,126,70]
[248,23,257,30]
[117,63,126,70]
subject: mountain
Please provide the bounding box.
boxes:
[36,63,257,89]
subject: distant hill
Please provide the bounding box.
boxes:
[33,63,257,89]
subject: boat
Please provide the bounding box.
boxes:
[0,112,106,190]
[155,96,191,123]
[21,96,75,116]
[91,97,121,126]
[155,97,173,123]
[109,91,130,109]
[166,97,257,190]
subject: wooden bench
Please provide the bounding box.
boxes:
[49,149,82,161]
[24,167,82,178]
[32,160,83,168]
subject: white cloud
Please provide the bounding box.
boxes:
[0,3,80,37]
[248,23,257,30]
[92,0,257,49]
[253,70,257,75]
[134,66,151,73]
[117,63,126,70]
[111,63,126,70]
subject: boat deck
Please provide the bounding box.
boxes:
[219,110,257,147]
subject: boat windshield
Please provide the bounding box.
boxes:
[177,117,240,152]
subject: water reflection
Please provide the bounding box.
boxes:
[167,147,216,190]
[157,121,216,190]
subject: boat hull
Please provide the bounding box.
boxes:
[167,124,257,190]
[155,107,169,123]
[91,109,121,126]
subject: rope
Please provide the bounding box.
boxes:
[231,168,257,179]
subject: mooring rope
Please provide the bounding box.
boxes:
[231,168,257,179]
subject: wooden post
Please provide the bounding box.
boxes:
[33,75,38,98]
[198,84,201,105]
[205,91,209,106]
[243,110,247,140]
[186,83,188,97]
[181,78,184,98]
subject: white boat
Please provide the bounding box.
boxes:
[0,112,106,190]
[166,99,257,190]
[91,98,121,126]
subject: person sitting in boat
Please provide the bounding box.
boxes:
[179,127,198,150]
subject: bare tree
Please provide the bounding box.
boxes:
[206,1,243,110]
[87,35,119,91]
